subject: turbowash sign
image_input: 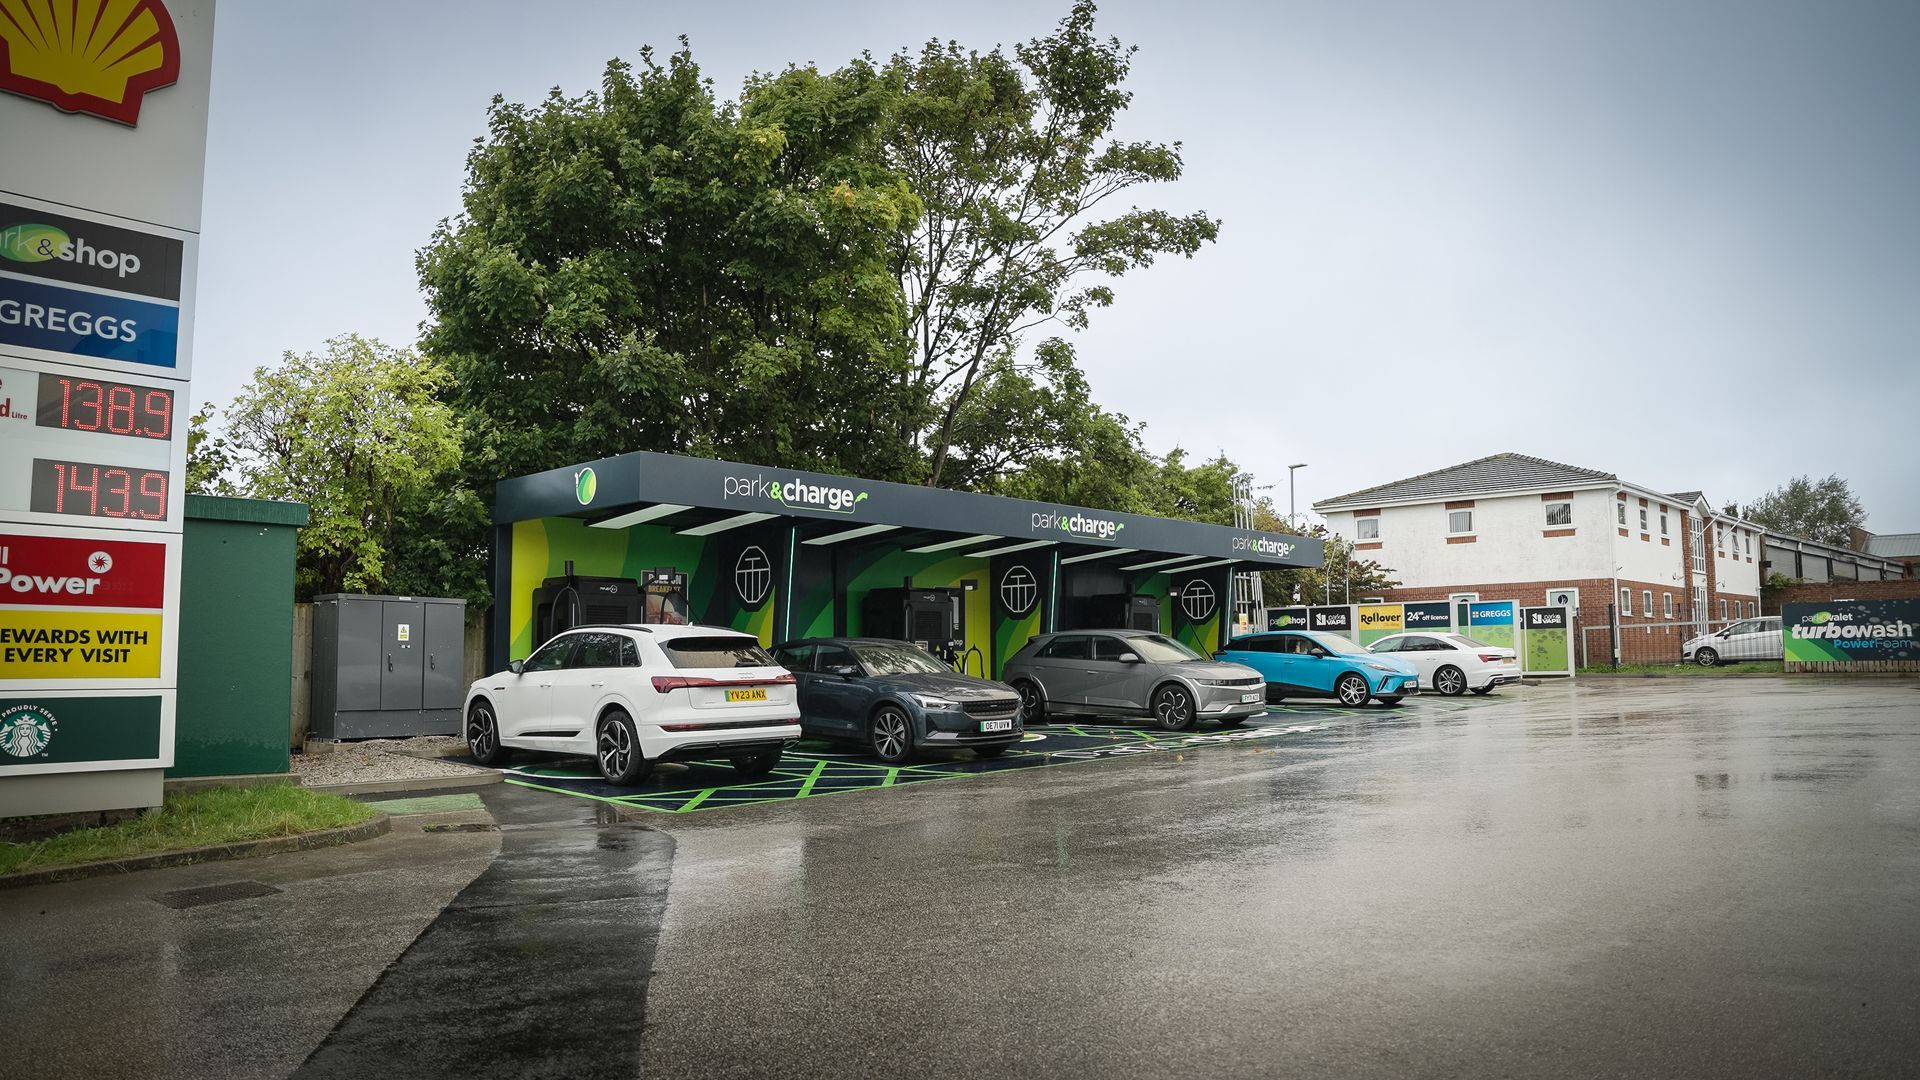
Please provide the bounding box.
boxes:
[1783,601,1920,664]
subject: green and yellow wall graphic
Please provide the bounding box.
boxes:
[1519,606,1571,675]
[508,517,779,657]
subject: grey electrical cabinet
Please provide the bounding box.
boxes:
[311,594,467,739]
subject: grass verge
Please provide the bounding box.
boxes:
[1579,661,1784,677]
[0,785,379,877]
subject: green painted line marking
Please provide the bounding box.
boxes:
[365,792,486,815]
[676,787,720,812]
[503,778,640,807]
[882,767,899,788]
[795,759,828,799]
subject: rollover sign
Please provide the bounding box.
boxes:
[1783,602,1920,664]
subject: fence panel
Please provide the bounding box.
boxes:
[290,602,313,749]
[464,611,488,689]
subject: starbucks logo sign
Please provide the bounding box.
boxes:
[1180,580,1216,622]
[1000,566,1038,615]
[0,704,56,759]
[735,546,772,606]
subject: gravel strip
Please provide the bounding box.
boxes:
[292,739,488,788]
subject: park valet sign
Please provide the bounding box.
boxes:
[1784,601,1920,664]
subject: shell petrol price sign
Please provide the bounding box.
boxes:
[0,0,210,811]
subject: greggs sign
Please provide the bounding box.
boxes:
[0,0,182,126]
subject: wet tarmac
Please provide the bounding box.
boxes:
[3,677,1917,1079]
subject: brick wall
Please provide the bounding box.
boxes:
[1763,578,1920,615]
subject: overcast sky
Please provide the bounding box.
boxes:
[194,0,1920,529]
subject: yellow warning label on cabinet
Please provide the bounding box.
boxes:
[0,609,163,679]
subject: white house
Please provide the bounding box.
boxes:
[1313,453,1765,664]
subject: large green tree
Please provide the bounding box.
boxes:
[883,1,1220,486]
[223,335,462,600]
[418,45,927,495]
[1740,474,1867,546]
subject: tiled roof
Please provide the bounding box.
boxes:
[1315,453,1616,510]
[1665,491,1705,506]
[1866,532,1920,558]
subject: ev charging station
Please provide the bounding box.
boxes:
[489,451,1325,680]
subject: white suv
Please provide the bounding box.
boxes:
[1683,617,1783,666]
[463,624,800,784]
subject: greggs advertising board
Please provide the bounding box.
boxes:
[0,0,213,813]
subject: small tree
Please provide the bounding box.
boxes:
[1742,474,1866,546]
[224,335,462,599]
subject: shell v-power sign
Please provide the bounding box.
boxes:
[0,0,216,815]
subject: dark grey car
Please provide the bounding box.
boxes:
[1000,629,1266,731]
[771,638,1023,763]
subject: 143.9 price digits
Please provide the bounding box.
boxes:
[29,459,170,520]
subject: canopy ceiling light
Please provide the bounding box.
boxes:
[589,503,693,530]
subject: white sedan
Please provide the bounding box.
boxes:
[463,624,800,784]
[1367,632,1521,696]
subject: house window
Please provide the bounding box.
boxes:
[1744,534,1752,555]
[1660,512,1669,536]
[1663,593,1674,619]
[1356,517,1379,540]
[1719,598,1728,620]
[1643,590,1653,616]
[1544,500,1572,527]
[1617,502,1627,526]
[1638,508,1649,532]
[1620,588,1632,615]
[1748,601,1756,618]
[1717,526,1726,552]
[1448,510,1473,534]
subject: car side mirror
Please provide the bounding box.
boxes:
[830,664,860,679]
[1117,652,1142,664]
[1310,648,1330,658]
[508,660,525,675]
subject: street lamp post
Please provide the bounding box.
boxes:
[1287,463,1308,531]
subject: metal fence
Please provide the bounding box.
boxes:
[1571,603,1761,668]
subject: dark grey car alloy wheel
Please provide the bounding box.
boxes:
[871,706,912,762]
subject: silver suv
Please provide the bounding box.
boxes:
[1001,629,1266,731]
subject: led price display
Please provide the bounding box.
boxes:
[28,459,170,521]
[34,373,173,441]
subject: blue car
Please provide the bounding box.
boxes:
[1215,630,1422,707]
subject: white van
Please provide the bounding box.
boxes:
[1682,617,1782,666]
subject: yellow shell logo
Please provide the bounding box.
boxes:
[0,0,182,126]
